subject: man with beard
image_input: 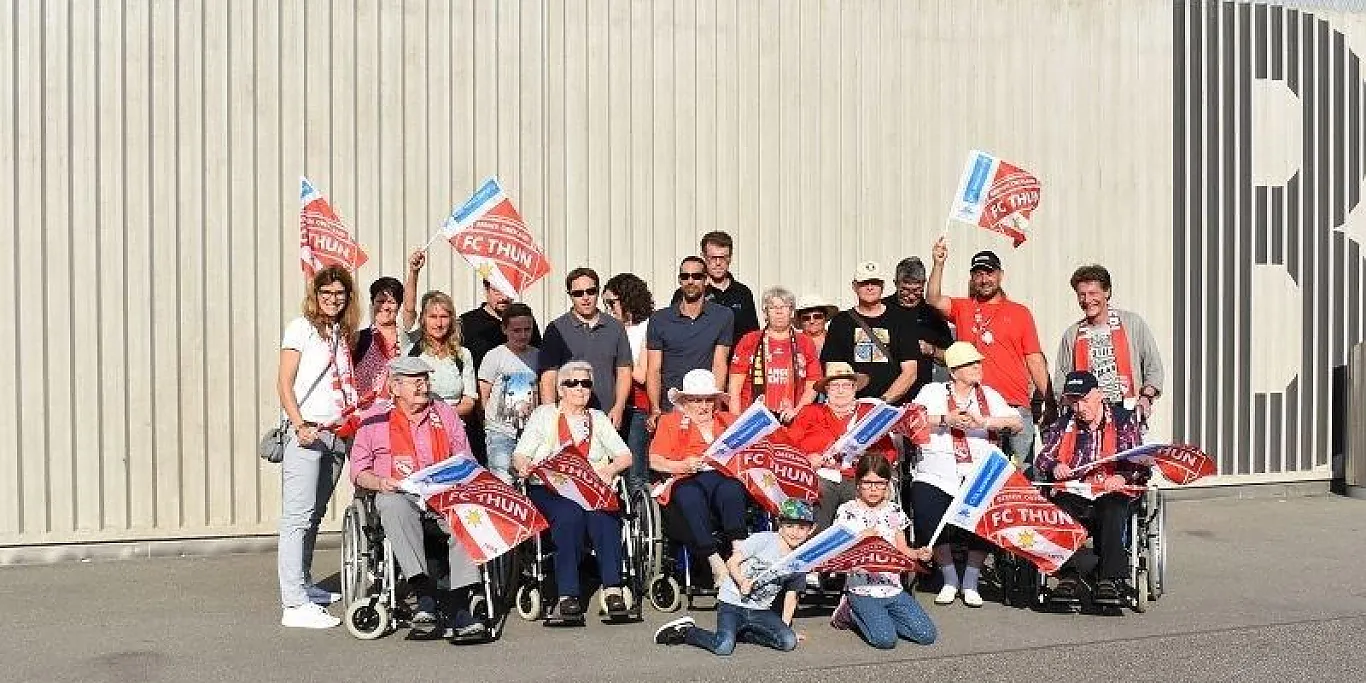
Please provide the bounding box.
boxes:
[647,256,735,429]
[883,256,954,397]
[926,237,1054,468]
[460,278,543,369]
[820,261,921,405]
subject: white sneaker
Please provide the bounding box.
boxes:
[962,589,984,608]
[305,584,341,606]
[281,603,341,629]
[935,585,958,605]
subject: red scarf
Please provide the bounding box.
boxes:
[946,383,993,464]
[1056,416,1118,483]
[748,329,807,410]
[386,406,451,479]
[557,411,593,458]
[323,323,361,437]
[1073,310,1136,399]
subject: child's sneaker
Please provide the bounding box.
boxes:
[653,616,696,645]
[829,595,853,631]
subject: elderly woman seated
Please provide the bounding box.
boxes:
[513,361,634,621]
[649,369,750,586]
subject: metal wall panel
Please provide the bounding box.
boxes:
[0,0,1357,547]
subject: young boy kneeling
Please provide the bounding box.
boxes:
[653,499,816,655]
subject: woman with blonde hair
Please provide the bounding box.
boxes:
[408,290,478,419]
[275,265,362,629]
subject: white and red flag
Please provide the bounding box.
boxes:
[937,449,1088,575]
[710,442,820,516]
[400,457,548,564]
[817,536,926,575]
[651,401,783,504]
[820,399,906,480]
[891,403,932,446]
[299,177,368,278]
[531,449,621,512]
[947,150,1042,248]
[1075,443,1216,485]
[439,178,552,300]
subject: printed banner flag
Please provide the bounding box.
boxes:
[652,401,783,504]
[892,403,932,446]
[821,399,905,479]
[947,150,1042,248]
[299,177,368,278]
[748,523,863,588]
[399,457,548,564]
[942,449,1088,575]
[1037,480,1149,500]
[711,442,820,516]
[816,536,926,575]
[531,449,621,512]
[1076,443,1216,485]
[440,178,552,300]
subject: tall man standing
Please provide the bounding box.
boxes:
[461,278,543,369]
[927,237,1055,467]
[538,267,634,428]
[671,231,760,338]
[648,256,735,429]
[820,260,921,405]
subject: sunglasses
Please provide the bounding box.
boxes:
[568,287,599,298]
[799,312,826,321]
[561,379,594,389]
[602,297,620,307]
[678,272,706,282]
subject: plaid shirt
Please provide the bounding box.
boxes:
[1035,404,1148,486]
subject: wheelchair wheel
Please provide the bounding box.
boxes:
[340,500,369,607]
[1133,568,1150,612]
[1147,488,1166,600]
[599,585,636,613]
[515,584,543,621]
[344,600,391,640]
[469,594,492,624]
[633,489,664,580]
[648,575,683,613]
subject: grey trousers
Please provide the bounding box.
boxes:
[373,491,481,590]
[277,430,346,608]
[1004,406,1037,468]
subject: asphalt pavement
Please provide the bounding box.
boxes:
[4,495,1364,683]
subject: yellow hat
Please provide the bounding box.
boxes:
[944,341,986,369]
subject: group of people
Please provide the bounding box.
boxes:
[272,229,1166,654]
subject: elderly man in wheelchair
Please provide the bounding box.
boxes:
[348,356,488,640]
[1034,370,1148,607]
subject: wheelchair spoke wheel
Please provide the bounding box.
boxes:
[1147,489,1166,599]
[341,501,369,607]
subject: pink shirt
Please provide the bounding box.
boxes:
[349,398,474,484]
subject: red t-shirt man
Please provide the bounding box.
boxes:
[946,297,1043,407]
[728,330,822,416]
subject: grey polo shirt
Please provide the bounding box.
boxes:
[537,310,633,410]
[646,301,735,410]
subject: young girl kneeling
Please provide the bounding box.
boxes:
[829,454,938,649]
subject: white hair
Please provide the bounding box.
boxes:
[761,286,796,312]
[557,360,594,381]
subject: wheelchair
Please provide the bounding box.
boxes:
[338,492,515,640]
[510,477,646,624]
[1012,485,1167,613]
[632,481,774,613]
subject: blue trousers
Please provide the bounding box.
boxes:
[527,486,623,598]
[684,601,797,656]
[848,591,938,649]
[668,470,748,556]
[620,406,652,492]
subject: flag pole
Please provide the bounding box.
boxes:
[419,231,444,252]
[940,217,952,239]
[922,506,953,550]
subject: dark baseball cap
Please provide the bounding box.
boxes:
[970,250,1002,273]
[1062,370,1100,397]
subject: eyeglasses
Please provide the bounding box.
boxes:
[568,287,599,298]
[318,288,349,300]
[799,312,826,322]
[602,297,620,307]
[397,375,430,387]
[561,378,594,389]
[857,479,889,489]
[678,272,706,282]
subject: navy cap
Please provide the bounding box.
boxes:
[970,250,1002,272]
[1062,370,1100,397]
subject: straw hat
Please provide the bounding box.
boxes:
[814,361,870,393]
[794,294,839,320]
[667,369,730,406]
[944,341,986,369]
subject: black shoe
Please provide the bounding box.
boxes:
[1093,578,1122,604]
[557,596,584,619]
[604,591,629,617]
[446,609,488,641]
[1051,577,1081,601]
[653,617,695,646]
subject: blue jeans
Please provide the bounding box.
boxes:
[684,601,797,656]
[848,591,937,649]
[620,406,652,492]
[485,430,518,483]
[526,486,623,598]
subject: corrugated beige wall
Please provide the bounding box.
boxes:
[0,0,1183,546]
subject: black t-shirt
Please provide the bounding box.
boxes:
[671,275,760,338]
[459,306,543,370]
[883,295,953,397]
[820,304,922,403]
